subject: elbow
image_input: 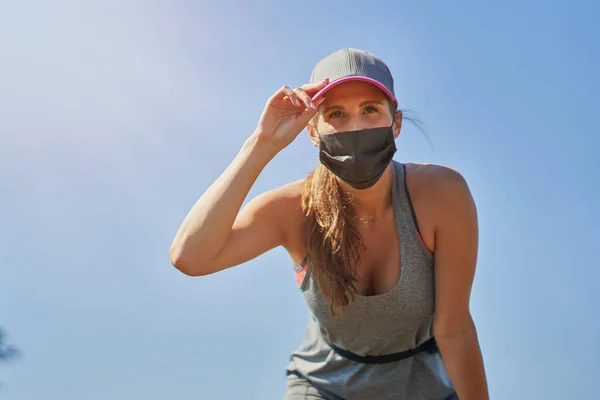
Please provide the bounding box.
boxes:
[169,245,209,277]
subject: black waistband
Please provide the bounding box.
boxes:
[327,336,439,365]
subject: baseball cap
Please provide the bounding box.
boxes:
[309,48,397,107]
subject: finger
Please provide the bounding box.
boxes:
[283,86,302,107]
[274,85,301,107]
[293,88,316,110]
[286,92,302,108]
[299,78,330,97]
[295,96,327,126]
[300,78,330,92]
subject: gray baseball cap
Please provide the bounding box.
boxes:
[309,48,397,106]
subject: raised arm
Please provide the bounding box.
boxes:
[169,79,329,276]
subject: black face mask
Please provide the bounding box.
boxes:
[318,122,397,190]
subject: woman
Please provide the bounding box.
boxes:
[170,48,489,400]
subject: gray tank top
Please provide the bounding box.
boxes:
[286,160,455,400]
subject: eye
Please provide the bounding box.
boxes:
[328,110,344,118]
[364,106,379,114]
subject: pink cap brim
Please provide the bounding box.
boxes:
[311,76,397,106]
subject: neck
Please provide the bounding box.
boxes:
[339,164,394,222]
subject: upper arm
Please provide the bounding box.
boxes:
[431,168,479,337]
[204,185,299,274]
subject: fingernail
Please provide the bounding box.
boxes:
[310,101,317,109]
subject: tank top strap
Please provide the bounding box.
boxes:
[391,160,432,258]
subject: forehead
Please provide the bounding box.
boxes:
[320,80,389,106]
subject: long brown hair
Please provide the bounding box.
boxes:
[300,102,425,315]
[300,163,363,315]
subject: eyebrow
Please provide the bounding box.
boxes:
[321,100,385,115]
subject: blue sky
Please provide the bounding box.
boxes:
[1,0,598,399]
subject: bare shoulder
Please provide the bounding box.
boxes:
[404,162,476,233]
[405,162,471,198]
[249,178,306,230]
[252,179,307,255]
[261,179,305,208]
[405,162,467,184]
